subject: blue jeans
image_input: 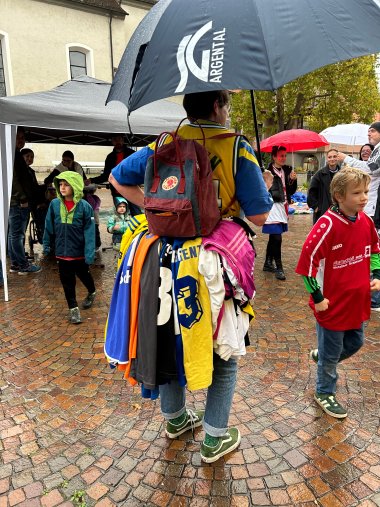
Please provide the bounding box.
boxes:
[8,205,30,269]
[371,274,380,308]
[372,289,380,308]
[159,353,238,437]
[316,322,364,394]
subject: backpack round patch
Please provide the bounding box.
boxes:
[162,176,178,191]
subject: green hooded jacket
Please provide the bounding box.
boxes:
[42,171,95,264]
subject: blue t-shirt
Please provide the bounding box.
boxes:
[111,122,272,217]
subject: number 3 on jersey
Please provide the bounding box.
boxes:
[158,268,203,329]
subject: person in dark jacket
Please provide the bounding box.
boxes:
[20,148,47,245]
[43,171,96,324]
[262,145,297,280]
[89,135,141,216]
[8,128,41,274]
[307,149,340,224]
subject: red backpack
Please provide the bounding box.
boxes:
[144,125,238,238]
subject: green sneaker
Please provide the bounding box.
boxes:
[69,307,82,325]
[165,409,204,439]
[309,349,318,363]
[314,393,347,419]
[200,427,241,463]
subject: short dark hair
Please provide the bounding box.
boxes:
[62,150,74,160]
[369,121,380,133]
[271,145,287,158]
[327,148,338,155]
[183,90,230,120]
[20,148,33,156]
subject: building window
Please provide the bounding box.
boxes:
[66,44,94,79]
[69,50,87,78]
[0,40,6,97]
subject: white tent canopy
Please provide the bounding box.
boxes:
[0,76,186,300]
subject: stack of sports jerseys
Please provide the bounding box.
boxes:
[104,217,256,396]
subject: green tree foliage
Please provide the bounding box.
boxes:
[231,55,380,140]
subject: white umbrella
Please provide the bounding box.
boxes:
[319,123,370,146]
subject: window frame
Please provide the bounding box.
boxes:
[0,31,14,96]
[66,44,94,80]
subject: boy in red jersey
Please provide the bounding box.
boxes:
[296,167,380,418]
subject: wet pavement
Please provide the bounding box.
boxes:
[1,188,380,506]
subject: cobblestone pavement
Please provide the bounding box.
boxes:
[1,188,380,506]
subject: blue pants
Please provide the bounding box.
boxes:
[316,322,364,394]
[371,274,380,308]
[8,205,30,269]
[372,289,380,308]
[159,353,238,437]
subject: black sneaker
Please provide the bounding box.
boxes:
[82,292,96,309]
[9,265,20,273]
[18,264,41,275]
[200,428,241,463]
[314,393,347,419]
[309,349,318,363]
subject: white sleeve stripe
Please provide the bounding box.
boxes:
[308,216,333,277]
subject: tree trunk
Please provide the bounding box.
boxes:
[285,92,305,130]
[276,88,285,132]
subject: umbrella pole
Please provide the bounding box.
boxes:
[250,90,263,169]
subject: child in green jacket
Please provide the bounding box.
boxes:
[43,171,96,324]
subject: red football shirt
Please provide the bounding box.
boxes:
[296,209,380,331]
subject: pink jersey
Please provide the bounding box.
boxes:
[203,219,256,299]
[296,209,380,331]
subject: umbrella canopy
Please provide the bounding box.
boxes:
[260,129,329,152]
[108,0,380,112]
[319,123,370,146]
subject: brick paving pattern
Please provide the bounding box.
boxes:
[1,187,380,506]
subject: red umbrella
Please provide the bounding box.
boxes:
[260,129,329,152]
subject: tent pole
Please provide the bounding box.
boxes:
[250,90,263,170]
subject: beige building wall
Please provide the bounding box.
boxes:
[0,0,153,170]
[121,0,150,46]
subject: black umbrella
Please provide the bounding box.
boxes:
[108,0,380,167]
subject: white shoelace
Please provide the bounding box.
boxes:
[186,409,198,433]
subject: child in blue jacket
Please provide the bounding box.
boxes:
[43,171,96,324]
